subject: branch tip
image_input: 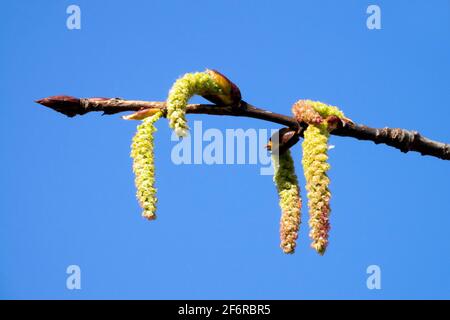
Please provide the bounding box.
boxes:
[36,95,83,117]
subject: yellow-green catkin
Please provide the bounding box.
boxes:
[295,100,346,255]
[302,124,331,255]
[131,111,163,220]
[272,150,302,254]
[166,71,222,137]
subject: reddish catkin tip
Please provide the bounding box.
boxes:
[292,100,323,125]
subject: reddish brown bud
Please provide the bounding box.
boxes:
[325,115,341,131]
[268,127,299,154]
[202,69,242,106]
[36,95,86,117]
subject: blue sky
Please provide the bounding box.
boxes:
[1,0,449,299]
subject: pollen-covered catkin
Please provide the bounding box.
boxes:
[166,72,221,137]
[131,111,163,220]
[272,150,302,254]
[302,124,331,255]
[292,99,347,255]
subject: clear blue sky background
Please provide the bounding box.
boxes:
[1,0,449,299]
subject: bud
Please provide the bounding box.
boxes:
[203,69,242,106]
[36,95,82,117]
[325,115,341,132]
[267,127,299,155]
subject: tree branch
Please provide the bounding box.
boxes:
[36,95,450,161]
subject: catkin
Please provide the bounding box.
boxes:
[302,124,331,254]
[293,99,347,255]
[131,111,163,220]
[166,72,221,137]
[272,150,302,254]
